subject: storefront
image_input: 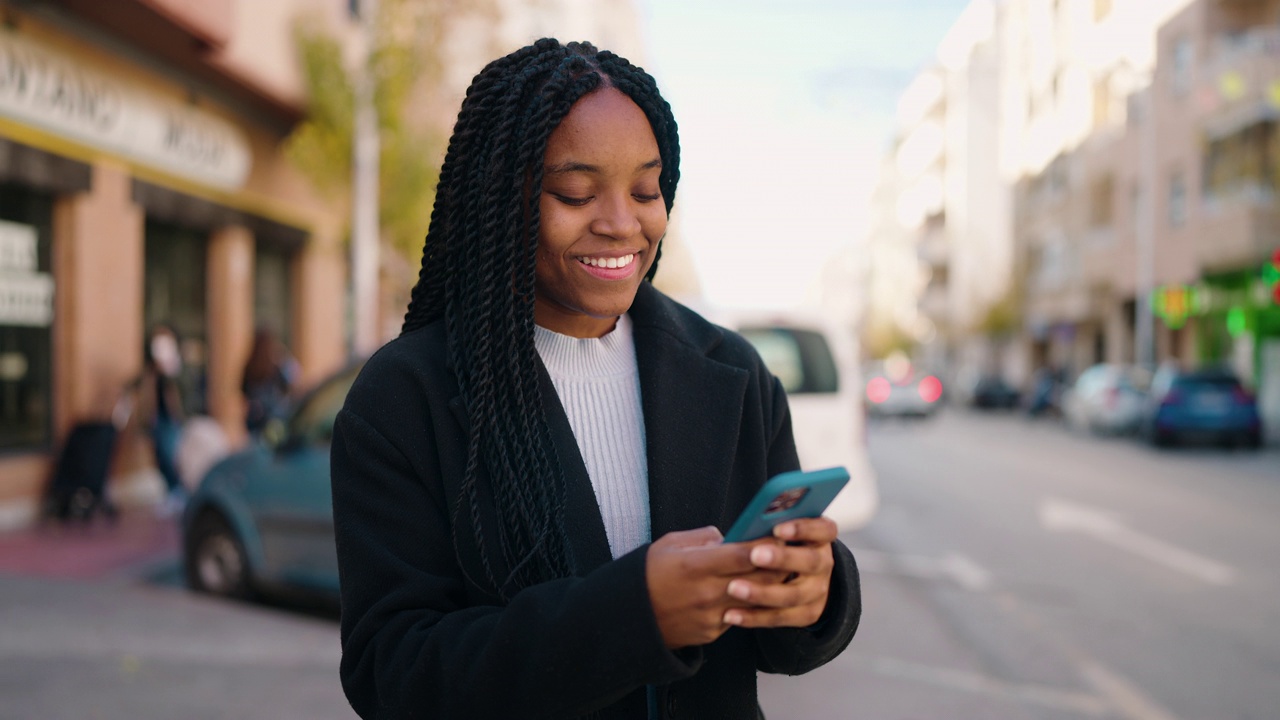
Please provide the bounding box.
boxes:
[0,10,347,527]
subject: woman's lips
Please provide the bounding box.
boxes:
[576,253,638,280]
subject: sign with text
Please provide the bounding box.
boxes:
[0,31,251,189]
[0,220,37,272]
[0,271,53,327]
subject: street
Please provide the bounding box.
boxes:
[2,411,1278,719]
[761,411,1280,720]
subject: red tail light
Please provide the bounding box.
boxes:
[1233,387,1255,404]
[867,377,891,404]
[1162,389,1183,406]
[918,376,943,404]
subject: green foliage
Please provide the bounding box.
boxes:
[284,29,354,194]
[284,0,447,261]
[863,317,917,360]
[975,289,1022,338]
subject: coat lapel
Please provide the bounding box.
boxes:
[532,358,615,574]
[630,284,750,538]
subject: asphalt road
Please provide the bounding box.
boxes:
[760,410,1280,720]
[3,410,1277,719]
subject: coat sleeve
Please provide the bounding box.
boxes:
[750,375,862,675]
[331,391,699,719]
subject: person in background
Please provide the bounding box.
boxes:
[329,39,860,719]
[136,323,186,516]
[240,326,298,437]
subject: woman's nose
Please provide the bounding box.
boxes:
[589,193,642,239]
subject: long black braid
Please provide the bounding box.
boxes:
[401,39,681,600]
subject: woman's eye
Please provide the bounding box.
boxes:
[633,192,661,203]
[550,193,592,207]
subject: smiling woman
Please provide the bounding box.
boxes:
[329,39,860,720]
[535,87,668,337]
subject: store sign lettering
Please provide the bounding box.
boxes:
[0,32,251,189]
[0,40,122,133]
[0,220,37,273]
[0,272,53,327]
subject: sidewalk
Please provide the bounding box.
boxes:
[0,508,180,581]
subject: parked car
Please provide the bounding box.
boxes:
[1141,366,1262,449]
[1061,363,1150,435]
[863,362,944,418]
[731,314,878,531]
[970,374,1021,410]
[182,362,363,604]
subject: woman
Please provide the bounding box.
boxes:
[136,323,186,515]
[240,326,297,435]
[330,39,860,719]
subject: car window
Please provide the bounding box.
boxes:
[1175,375,1240,391]
[288,367,361,446]
[740,327,839,395]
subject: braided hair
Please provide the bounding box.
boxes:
[401,39,681,600]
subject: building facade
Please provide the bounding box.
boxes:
[1016,0,1280,439]
[0,0,355,527]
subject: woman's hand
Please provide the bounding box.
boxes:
[645,527,789,649]
[719,517,837,630]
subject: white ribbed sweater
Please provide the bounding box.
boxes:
[533,315,650,559]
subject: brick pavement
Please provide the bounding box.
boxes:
[0,508,180,580]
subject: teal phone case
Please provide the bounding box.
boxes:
[723,466,850,542]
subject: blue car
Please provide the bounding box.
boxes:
[182,362,362,603]
[1142,367,1262,449]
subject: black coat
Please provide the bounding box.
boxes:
[330,283,860,719]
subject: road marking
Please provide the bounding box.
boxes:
[852,548,991,591]
[851,654,1110,716]
[1039,498,1236,586]
[995,592,1186,720]
[1078,660,1183,720]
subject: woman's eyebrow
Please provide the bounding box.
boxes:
[546,161,599,174]
[544,158,663,174]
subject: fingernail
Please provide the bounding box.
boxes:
[750,546,774,566]
[724,610,743,625]
[727,580,750,600]
[775,523,796,539]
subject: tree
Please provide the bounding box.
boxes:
[285,0,495,262]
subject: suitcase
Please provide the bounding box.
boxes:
[43,421,120,523]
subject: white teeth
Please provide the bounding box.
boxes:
[579,254,634,269]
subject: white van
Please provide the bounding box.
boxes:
[709,309,879,533]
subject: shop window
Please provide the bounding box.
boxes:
[145,221,209,416]
[254,243,294,350]
[0,185,53,453]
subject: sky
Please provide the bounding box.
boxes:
[638,0,971,309]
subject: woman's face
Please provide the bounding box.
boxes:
[534,87,667,338]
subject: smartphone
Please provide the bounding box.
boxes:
[723,466,850,543]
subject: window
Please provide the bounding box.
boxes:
[0,185,54,453]
[145,221,209,415]
[1090,173,1115,226]
[1203,121,1276,200]
[1093,74,1113,127]
[1171,39,1193,96]
[739,327,839,395]
[1168,173,1187,228]
[254,243,294,349]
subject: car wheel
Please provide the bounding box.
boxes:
[1242,432,1262,451]
[185,510,254,600]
